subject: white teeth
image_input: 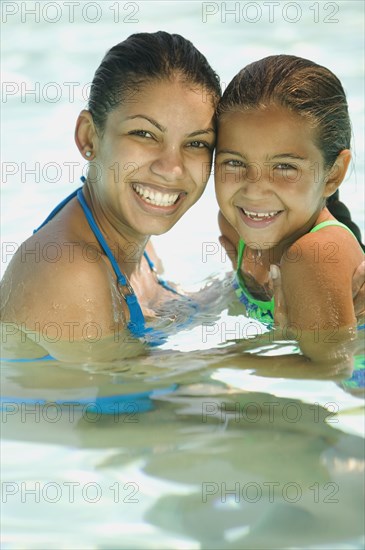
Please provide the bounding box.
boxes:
[243,209,280,219]
[133,184,180,207]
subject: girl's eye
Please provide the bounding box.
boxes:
[275,163,296,170]
[129,130,154,139]
[225,159,245,167]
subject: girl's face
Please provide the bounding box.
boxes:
[90,78,215,238]
[215,105,333,250]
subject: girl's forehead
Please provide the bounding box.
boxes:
[219,104,298,121]
[216,106,323,159]
[217,105,316,136]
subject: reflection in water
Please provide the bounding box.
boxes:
[1,352,364,549]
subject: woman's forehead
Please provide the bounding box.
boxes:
[105,79,216,130]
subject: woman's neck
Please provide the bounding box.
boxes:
[82,182,149,279]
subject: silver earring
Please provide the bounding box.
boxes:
[85,151,92,158]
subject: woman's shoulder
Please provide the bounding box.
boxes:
[1,231,118,331]
[5,226,104,277]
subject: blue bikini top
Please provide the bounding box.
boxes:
[34,178,187,345]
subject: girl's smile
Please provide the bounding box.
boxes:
[238,207,284,228]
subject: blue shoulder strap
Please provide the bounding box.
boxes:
[143,249,179,295]
[31,179,185,342]
[33,188,80,233]
[76,189,147,337]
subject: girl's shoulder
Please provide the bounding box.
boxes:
[278,210,363,347]
[284,210,364,269]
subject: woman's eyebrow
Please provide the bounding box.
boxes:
[124,114,166,132]
[124,116,215,138]
[188,128,215,138]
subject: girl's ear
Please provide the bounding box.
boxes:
[323,149,352,197]
[74,110,98,160]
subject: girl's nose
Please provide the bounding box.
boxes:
[240,163,272,195]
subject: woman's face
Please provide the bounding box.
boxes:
[90,78,216,237]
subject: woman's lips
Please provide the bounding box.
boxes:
[131,182,186,212]
[238,207,283,228]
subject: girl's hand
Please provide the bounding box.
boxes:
[269,264,288,329]
[270,259,365,327]
[352,260,365,321]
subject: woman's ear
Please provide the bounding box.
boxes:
[323,149,352,197]
[74,110,98,160]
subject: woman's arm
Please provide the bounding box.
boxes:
[0,241,146,362]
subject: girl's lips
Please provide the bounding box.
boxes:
[238,207,283,228]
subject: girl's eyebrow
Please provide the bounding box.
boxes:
[216,148,244,157]
[216,150,307,161]
[270,153,307,160]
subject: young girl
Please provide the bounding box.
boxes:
[215,55,364,364]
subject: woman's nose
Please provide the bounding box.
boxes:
[150,146,185,182]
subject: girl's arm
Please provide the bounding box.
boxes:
[279,229,364,363]
[218,210,365,322]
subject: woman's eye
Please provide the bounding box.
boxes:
[129,130,153,139]
[188,140,210,149]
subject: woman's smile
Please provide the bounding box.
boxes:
[131,181,186,212]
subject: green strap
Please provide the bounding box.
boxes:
[236,239,274,311]
[237,238,245,271]
[309,220,355,236]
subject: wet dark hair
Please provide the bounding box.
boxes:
[88,31,221,132]
[327,191,365,251]
[218,54,364,249]
[217,54,351,168]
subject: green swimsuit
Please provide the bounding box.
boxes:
[233,220,356,328]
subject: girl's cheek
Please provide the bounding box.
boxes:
[216,165,232,186]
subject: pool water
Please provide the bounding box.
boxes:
[2,338,365,549]
[1,1,364,548]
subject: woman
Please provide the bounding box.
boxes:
[1,32,364,362]
[1,32,220,362]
